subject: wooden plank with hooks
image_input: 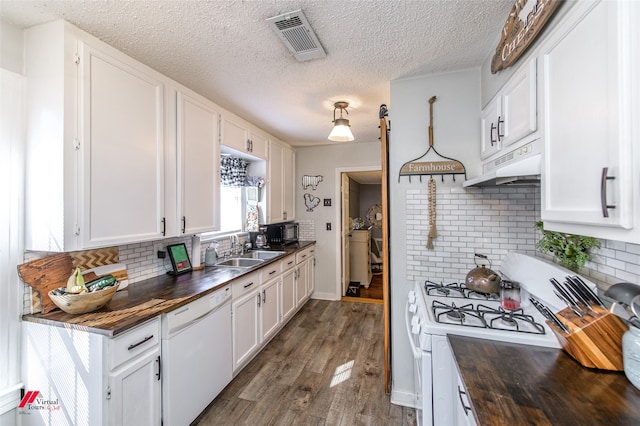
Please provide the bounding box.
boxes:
[398,96,467,182]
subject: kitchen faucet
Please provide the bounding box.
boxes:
[229,234,241,255]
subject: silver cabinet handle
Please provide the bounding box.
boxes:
[257,292,261,307]
[490,123,497,146]
[457,385,472,416]
[156,355,161,381]
[497,115,504,141]
[243,281,254,289]
[262,289,266,303]
[600,167,616,217]
[128,335,154,351]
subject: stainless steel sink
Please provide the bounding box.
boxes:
[216,258,265,268]
[241,251,286,260]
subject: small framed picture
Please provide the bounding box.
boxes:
[166,243,192,275]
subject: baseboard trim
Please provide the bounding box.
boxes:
[390,388,418,409]
[0,383,22,416]
[309,292,339,301]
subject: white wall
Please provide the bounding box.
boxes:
[388,68,482,406]
[0,20,23,74]
[295,142,381,300]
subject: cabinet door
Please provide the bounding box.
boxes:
[177,91,220,234]
[480,96,502,159]
[281,267,297,321]
[221,114,249,153]
[541,0,635,229]
[260,278,280,342]
[79,41,166,247]
[307,252,315,297]
[295,264,308,306]
[248,130,268,160]
[268,141,284,223]
[108,349,161,426]
[501,58,537,147]
[232,290,260,372]
[283,145,295,221]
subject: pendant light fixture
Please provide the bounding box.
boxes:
[328,101,354,142]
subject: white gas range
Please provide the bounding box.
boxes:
[405,252,596,426]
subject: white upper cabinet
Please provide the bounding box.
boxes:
[220,113,268,160]
[267,139,295,223]
[501,58,537,146]
[480,95,502,159]
[79,41,167,248]
[248,129,269,160]
[480,58,537,160]
[540,0,640,242]
[175,90,220,235]
[24,21,168,251]
[283,143,296,221]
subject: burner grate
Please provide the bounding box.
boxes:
[431,300,546,334]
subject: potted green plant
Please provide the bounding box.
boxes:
[535,221,601,272]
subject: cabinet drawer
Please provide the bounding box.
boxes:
[296,248,310,264]
[281,254,296,272]
[260,262,281,283]
[231,271,260,299]
[109,318,161,371]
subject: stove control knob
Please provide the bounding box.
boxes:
[408,291,416,304]
[411,322,421,335]
[411,315,420,327]
[409,303,417,313]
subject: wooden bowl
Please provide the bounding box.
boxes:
[48,284,119,314]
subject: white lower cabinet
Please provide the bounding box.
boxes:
[231,273,261,373]
[294,246,315,306]
[260,276,281,342]
[454,362,477,426]
[108,349,161,426]
[281,255,297,322]
[21,318,161,426]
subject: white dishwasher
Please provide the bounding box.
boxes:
[162,285,232,426]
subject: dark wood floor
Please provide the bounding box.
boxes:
[195,299,416,426]
[359,273,383,300]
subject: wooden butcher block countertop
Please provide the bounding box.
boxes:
[449,335,640,426]
[22,242,314,337]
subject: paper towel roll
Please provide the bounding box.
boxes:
[192,235,201,268]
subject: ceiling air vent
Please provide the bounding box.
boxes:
[266,9,326,62]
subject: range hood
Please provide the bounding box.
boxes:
[463,140,541,187]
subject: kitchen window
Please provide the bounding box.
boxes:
[218,186,244,233]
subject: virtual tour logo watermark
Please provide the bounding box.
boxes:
[18,390,61,414]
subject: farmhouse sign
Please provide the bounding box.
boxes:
[399,160,465,176]
[491,0,561,74]
[398,96,467,182]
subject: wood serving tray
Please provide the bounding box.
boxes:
[546,305,627,371]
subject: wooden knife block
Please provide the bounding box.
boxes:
[545,306,627,371]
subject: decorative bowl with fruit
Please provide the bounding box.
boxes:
[49,268,119,314]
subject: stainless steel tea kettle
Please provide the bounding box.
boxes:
[465,253,502,294]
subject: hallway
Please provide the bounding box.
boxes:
[195,300,415,425]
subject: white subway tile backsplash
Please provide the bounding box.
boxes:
[405,185,539,282]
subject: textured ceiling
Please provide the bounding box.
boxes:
[1,0,513,146]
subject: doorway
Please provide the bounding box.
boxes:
[337,168,383,303]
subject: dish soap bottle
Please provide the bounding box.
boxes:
[205,241,218,266]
